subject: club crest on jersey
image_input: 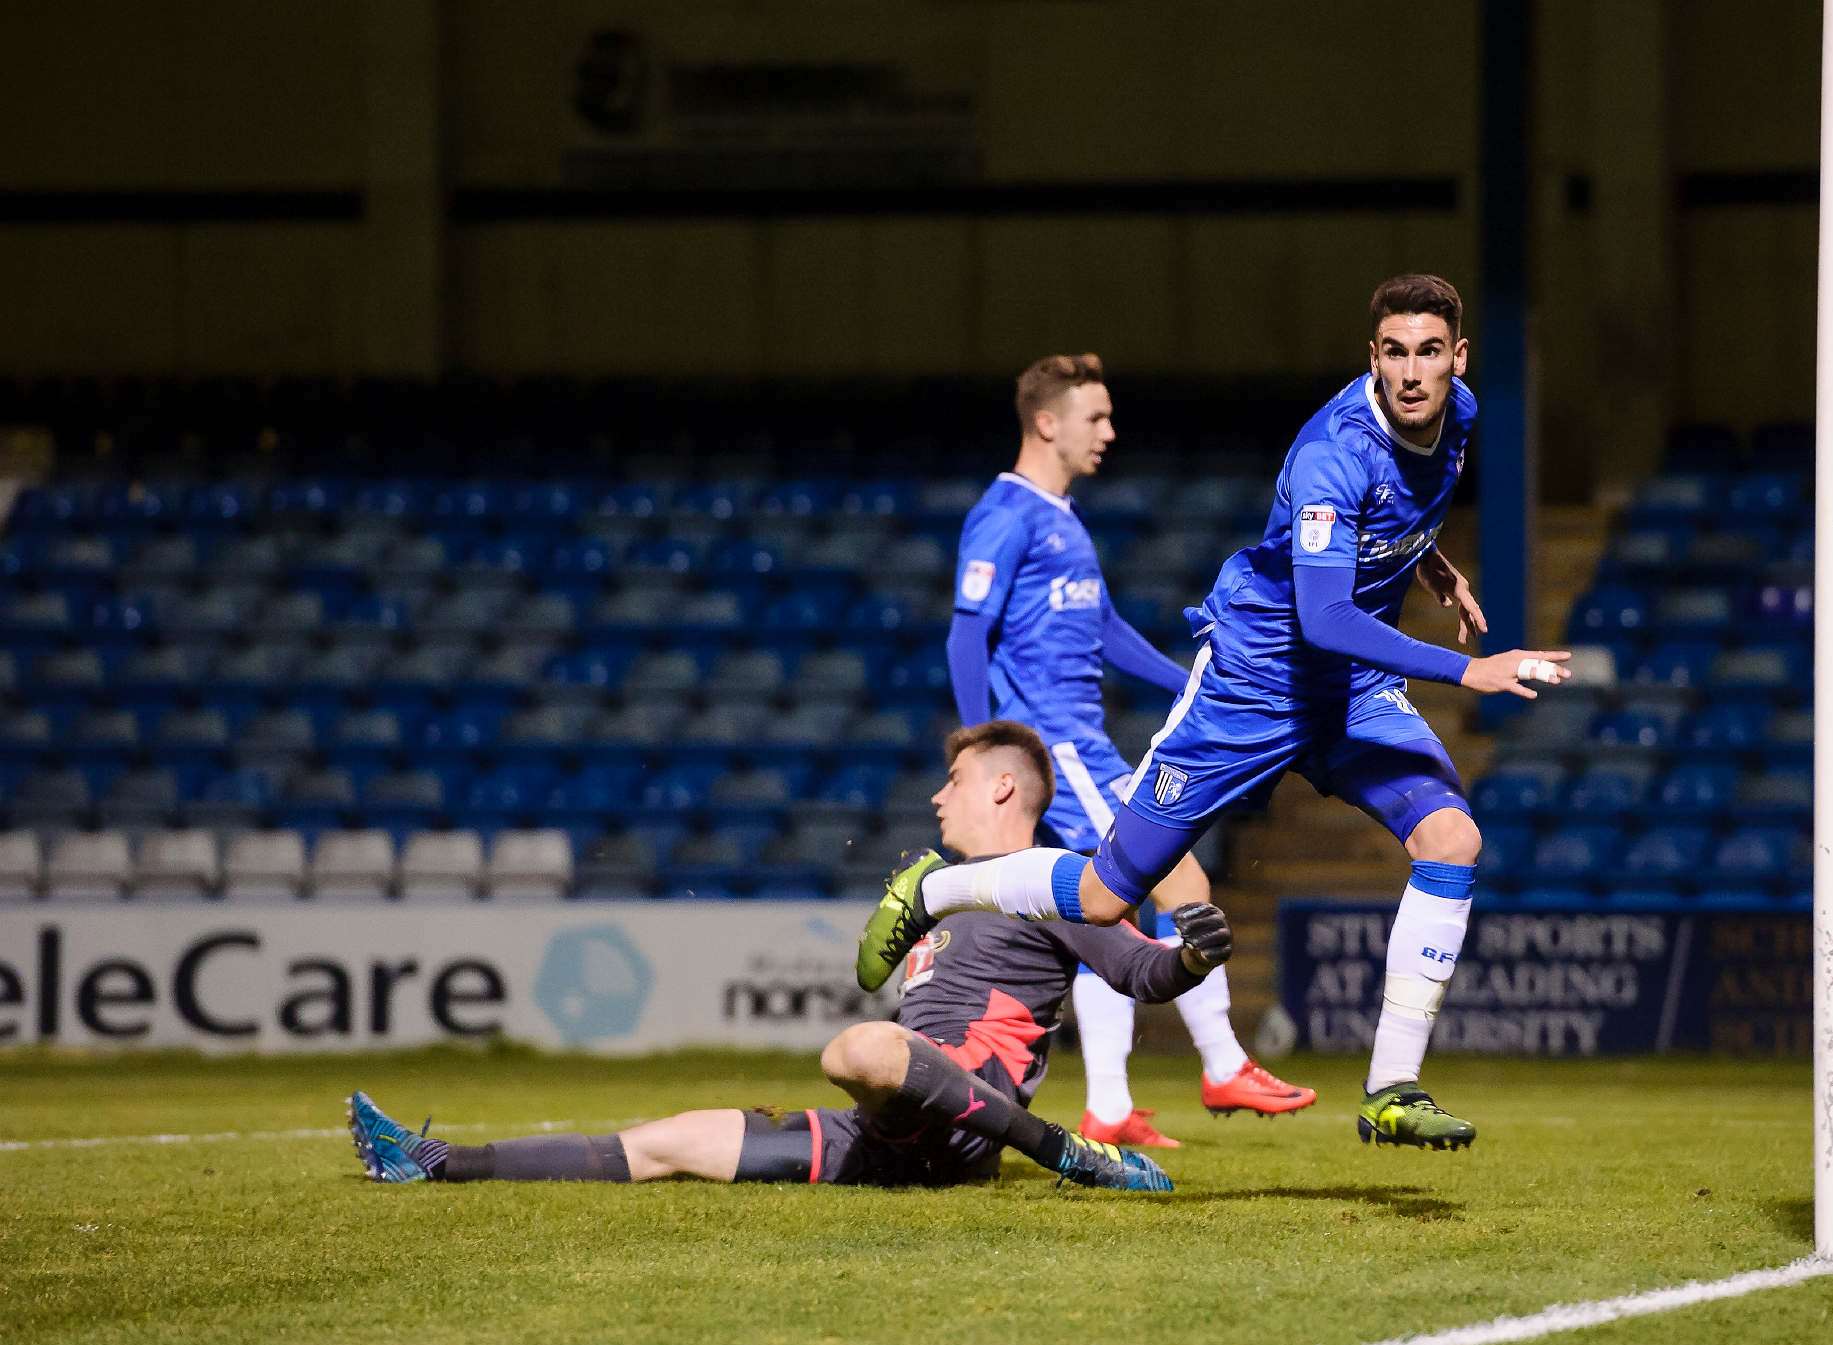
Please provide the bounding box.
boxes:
[1153,764,1189,807]
[960,559,996,602]
[1298,505,1336,554]
[1373,482,1396,504]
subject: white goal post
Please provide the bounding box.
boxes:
[1816,0,1833,1263]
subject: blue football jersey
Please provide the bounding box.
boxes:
[953,472,1108,741]
[1190,373,1477,697]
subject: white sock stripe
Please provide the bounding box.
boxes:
[1051,741,1116,831]
[1362,1257,1833,1345]
[0,1117,642,1153]
[1120,644,1211,804]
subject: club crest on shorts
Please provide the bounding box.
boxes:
[1152,763,1189,807]
[1298,505,1336,554]
[960,559,996,602]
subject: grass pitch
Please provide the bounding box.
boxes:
[1,1048,1824,1345]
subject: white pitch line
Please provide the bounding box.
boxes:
[1366,1257,1833,1345]
[0,1118,640,1154]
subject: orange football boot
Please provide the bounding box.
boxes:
[1200,1060,1317,1116]
[1078,1108,1182,1148]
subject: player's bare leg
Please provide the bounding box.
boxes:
[1359,805,1480,1150]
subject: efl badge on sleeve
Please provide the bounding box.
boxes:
[960,559,996,602]
[1297,505,1336,554]
[1152,763,1189,807]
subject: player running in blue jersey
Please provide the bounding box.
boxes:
[946,353,1314,1146]
[860,276,1571,1150]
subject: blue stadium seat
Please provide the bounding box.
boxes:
[708,538,785,576]
[278,768,363,829]
[423,589,512,634]
[327,710,409,768]
[817,763,896,810]
[1684,702,1771,754]
[546,536,619,580]
[1727,473,1802,518]
[182,765,288,828]
[543,647,634,703]
[1710,644,1802,694]
[1713,826,1806,883]
[376,535,449,579]
[1601,527,1688,577]
[1619,826,1711,881]
[464,765,559,819]
[1568,585,1650,639]
[70,710,140,763]
[1592,707,1680,750]
[268,479,349,517]
[432,482,511,523]
[592,483,670,519]
[1629,474,1720,520]
[627,537,709,574]
[1562,761,1656,817]
[1628,641,1716,690]
[546,765,644,823]
[590,701,688,751]
[498,705,592,761]
[351,481,426,520]
[641,764,721,811]
[511,482,581,523]
[1531,825,1622,880]
[1656,762,1737,816]
[1753,577,1811,630]
[413,706,504,758]
[0,710,55,766]
[1470,761,1567,818]
[1514,885,1596,910]
[755,480,839,517]
[622,649,705,696]
[762,590,845,631]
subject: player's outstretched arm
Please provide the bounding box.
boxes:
[1414,548,1487,646]
[1459,649,1572,700]
[1100,602,1189,696]
[1293,563,1472,684]
[945,609,996,725]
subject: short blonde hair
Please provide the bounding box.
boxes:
[1014,353,1105,435]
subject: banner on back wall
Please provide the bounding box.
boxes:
[1279,902,1813,1057]
[0,903,889,1054]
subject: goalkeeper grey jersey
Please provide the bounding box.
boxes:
[893,911,1201,1103]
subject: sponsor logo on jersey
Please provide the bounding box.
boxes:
[1048,576,1102,611]
[1297,505,1336,554]
[960,559,996,602]
[1357,521,1442,565]
[1153,763,1189,807]
[900,930,950,995]
[1044,531,1068,553]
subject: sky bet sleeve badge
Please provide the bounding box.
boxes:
[1297,505,1336,554]
[960,559,996,601]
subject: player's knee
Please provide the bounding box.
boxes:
[1405,808,1481,867]
[820,1021,909,1091]
[1076,864,1135,926]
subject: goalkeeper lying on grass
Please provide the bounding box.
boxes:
[347,721,1232,1192]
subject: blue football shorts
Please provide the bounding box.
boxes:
[1035,732,1136,855]
[1092,647,1471,905]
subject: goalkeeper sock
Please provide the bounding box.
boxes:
[436,1133,631,1182]
[920,849,1089,923]
[1072,970,1138,1124]
[1366,860,1474,1093]
[893,1037,1065,1170]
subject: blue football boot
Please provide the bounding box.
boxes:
[346,1090,438,1183]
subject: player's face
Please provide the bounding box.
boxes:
[1368,314,1468,439]
[931,749,1006,854]
[1046,382,1115,479]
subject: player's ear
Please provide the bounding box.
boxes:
[992,772,1016,806]
[1031,406,1057,442]
[1451,337,1469,378]
[1368,339,1379,377]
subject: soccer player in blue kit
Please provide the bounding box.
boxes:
[943,353,1314,1146]
[860,276,1571,1149]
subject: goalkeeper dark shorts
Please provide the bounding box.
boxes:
[733,1049,1016,1187]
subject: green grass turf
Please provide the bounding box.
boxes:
[1,1048,1825,1345]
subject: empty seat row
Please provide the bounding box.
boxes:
[0,828,572,901]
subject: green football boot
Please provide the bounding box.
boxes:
[1357,1083,1476,1150]
[854,850,947,992]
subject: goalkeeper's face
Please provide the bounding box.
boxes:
[931,748,1016,856]
[1369,313,1468,438]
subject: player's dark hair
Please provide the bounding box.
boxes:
[1369,274,1463,340]
[1014,353,1105,435]
[944,719,1056,819]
